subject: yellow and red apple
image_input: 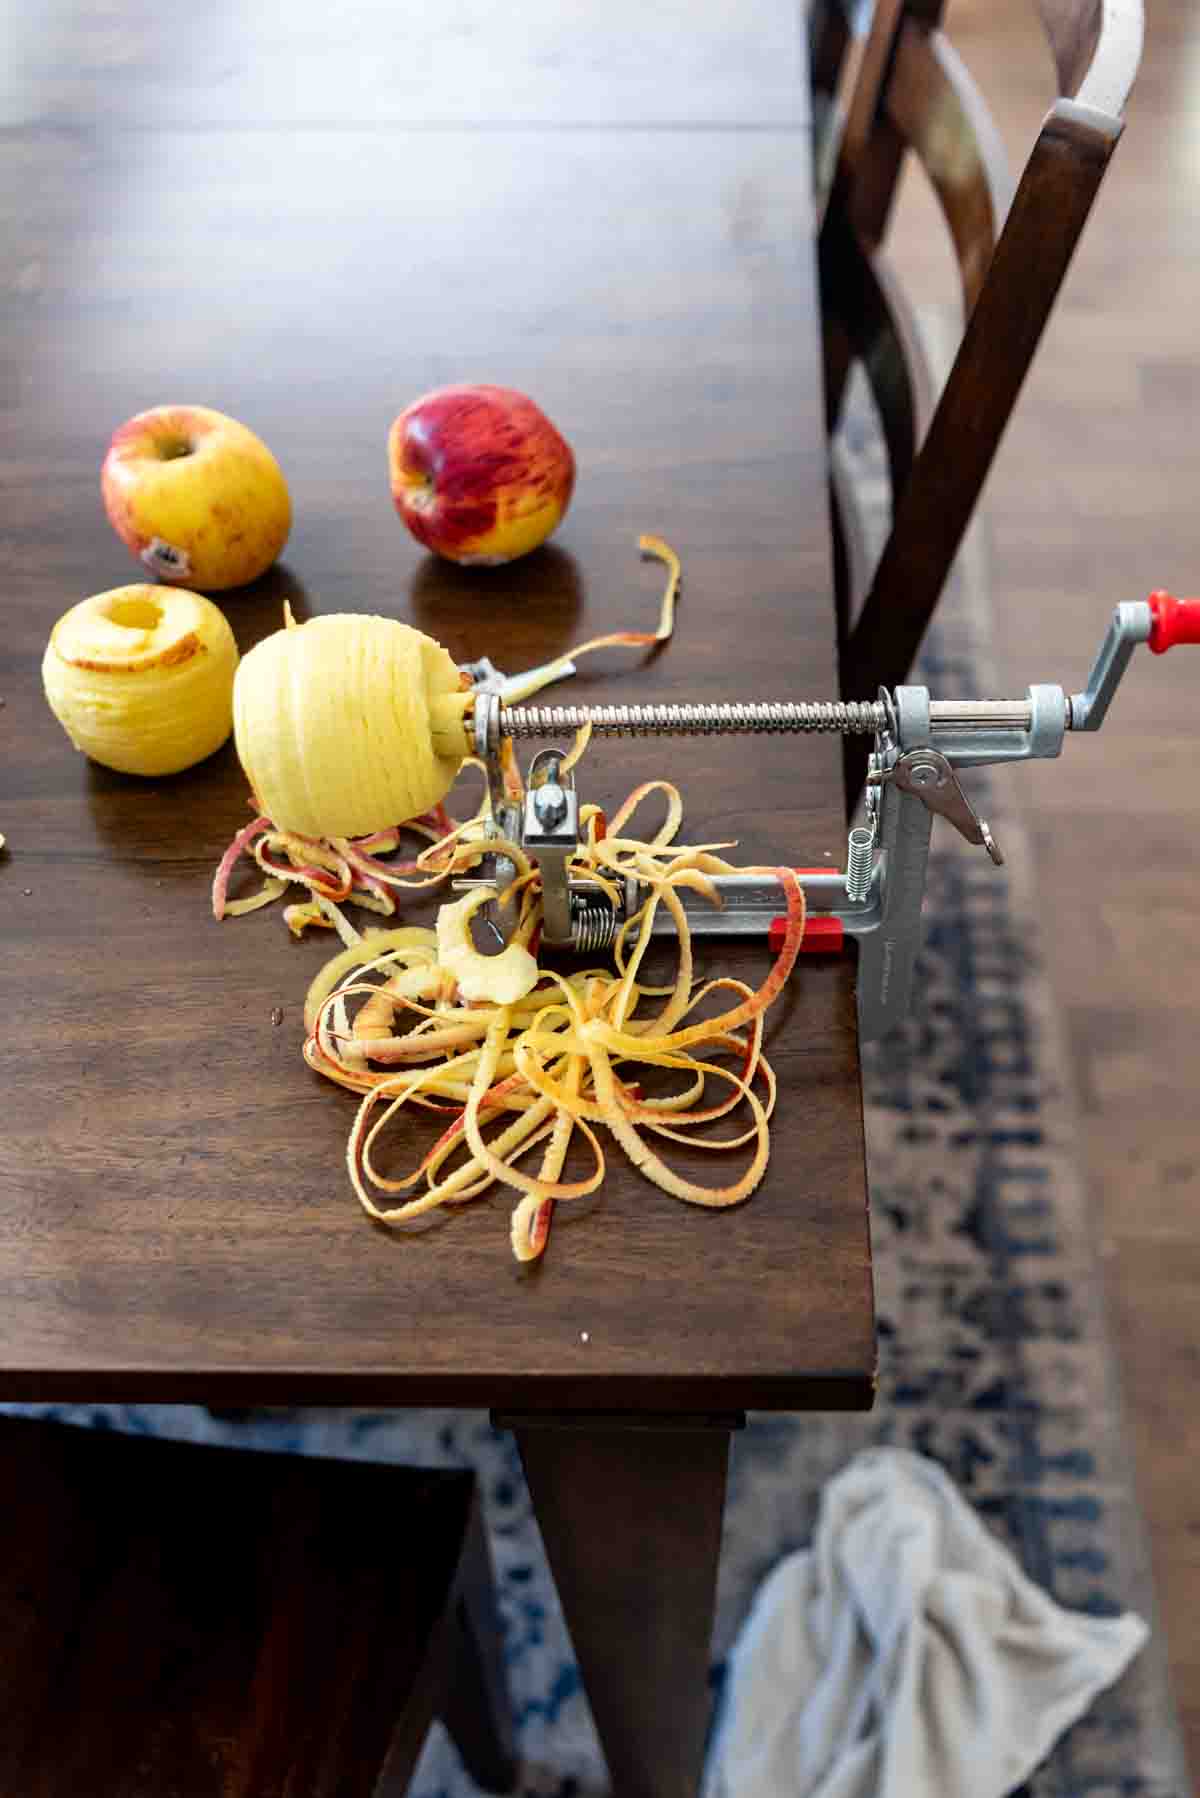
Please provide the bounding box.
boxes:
[387,384,574,565]
[101,405,292,592]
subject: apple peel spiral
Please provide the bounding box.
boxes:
[301,776,807,1264]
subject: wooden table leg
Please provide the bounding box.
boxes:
[441,1487,521,1794]
[506,1415,739,1798]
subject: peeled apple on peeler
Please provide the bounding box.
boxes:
[232,612,475,838]
[232,538,683,841]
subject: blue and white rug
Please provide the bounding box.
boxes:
[4,361,1189,1796]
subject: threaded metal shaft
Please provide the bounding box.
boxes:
[500,700,887,739]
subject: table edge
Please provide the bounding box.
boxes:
[0,1366,878,1415]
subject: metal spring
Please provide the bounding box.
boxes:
[845,825,875,903]
[571,902,621,954]
[501,700,887,740]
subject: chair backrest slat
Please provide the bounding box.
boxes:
[841,98,1123,707]
[817,0,1142,808]
[885,22,1011,318]
[1037,0,1103,99]
[1075,0,1143,114]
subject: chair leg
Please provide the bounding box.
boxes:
[440,1493,520,1795]
[843,730,870,820]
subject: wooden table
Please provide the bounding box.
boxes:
[0,4,873,1792]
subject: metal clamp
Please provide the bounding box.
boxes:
[522,751,579,946]
[472,689,520,935]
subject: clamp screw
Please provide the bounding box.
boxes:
[533,779,568,828]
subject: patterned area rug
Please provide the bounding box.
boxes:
[4,364,1190,1796]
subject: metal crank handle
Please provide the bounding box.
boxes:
[1069,590,1200,731]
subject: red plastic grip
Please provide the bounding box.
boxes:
[1147,590,1200,654]
[770,914,845,955]
[772,867,848,955]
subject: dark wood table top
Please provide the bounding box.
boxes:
[0,0,873,1412]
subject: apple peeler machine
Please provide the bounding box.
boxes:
[454,592,1200,1040]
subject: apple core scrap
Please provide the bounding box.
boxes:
[216,538,809,1262]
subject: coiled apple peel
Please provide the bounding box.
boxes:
[303,775,806,1264]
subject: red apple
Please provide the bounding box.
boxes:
[387,384,575,565]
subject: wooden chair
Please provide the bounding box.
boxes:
[810,0,1143,805]
[0,1415,518,1796]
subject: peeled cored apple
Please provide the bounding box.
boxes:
[388,383,574,565]
[101,404,292,592]
[233,612,473,840]
[436,889,539,1003]
[42,584,239,775]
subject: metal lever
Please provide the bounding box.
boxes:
[889,750,1003,864]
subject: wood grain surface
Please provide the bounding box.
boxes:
[516,1420,733,1798]
[0,1413,516,1795]
[0,0,872,1411]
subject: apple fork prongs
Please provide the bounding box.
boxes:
[460,652,578,706]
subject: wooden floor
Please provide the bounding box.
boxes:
[888,0,1200,1772]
